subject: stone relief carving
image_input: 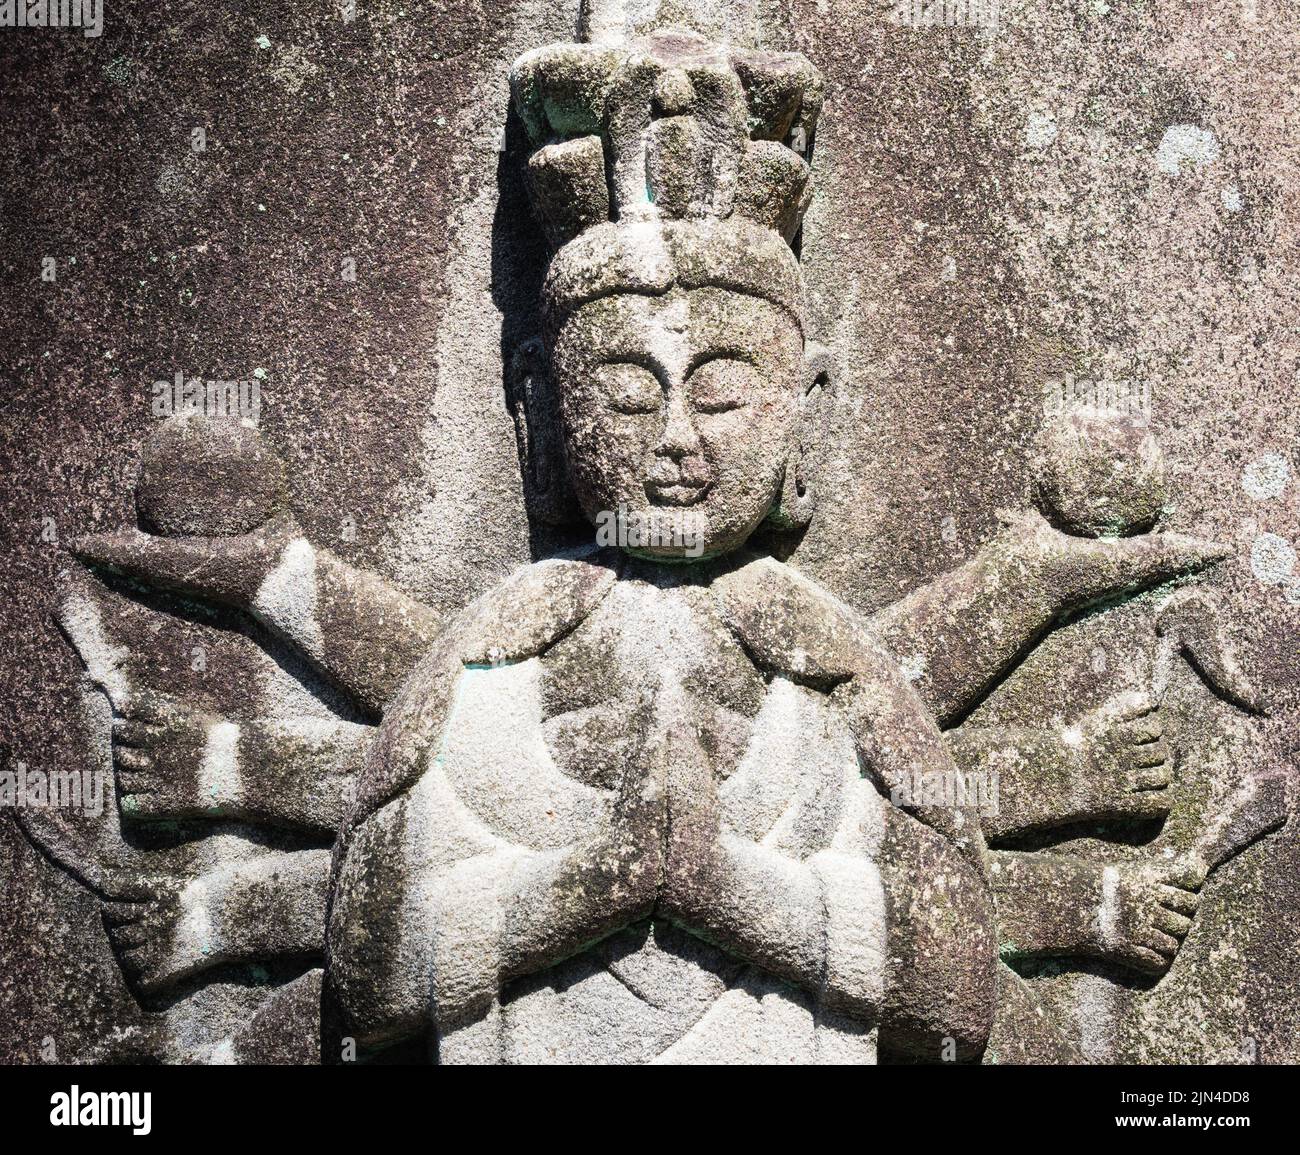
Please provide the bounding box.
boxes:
[18,2,1286,1065]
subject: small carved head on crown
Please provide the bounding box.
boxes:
[506,2,828,561]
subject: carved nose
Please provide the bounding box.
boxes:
[652,68,695,117]
[655,393,702,459]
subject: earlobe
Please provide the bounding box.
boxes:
[769,452,817,531]
[768,341,834,531]
[506,338,582,525]
[803,340,834,396]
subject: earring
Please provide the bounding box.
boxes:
[507,337,581,526]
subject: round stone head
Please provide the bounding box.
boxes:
[544,218,810,560]
[1032,402,1168,537]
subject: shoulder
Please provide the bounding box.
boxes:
[452,550,620,667]
[347,552,620,825]
[710,555,883,686]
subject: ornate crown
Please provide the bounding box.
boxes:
[510,2,823,323]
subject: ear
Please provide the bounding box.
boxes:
[768,340,835,531]
[506,338,583,526]
[803,340,834,398]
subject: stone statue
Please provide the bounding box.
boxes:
[31,1,1284,1064]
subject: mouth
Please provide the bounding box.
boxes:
[645,479,711,507]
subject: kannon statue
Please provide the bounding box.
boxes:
[31,3,1284,1064]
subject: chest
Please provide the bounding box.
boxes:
[536,580,768,790]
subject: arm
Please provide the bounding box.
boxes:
[325,557,631,1048]
[990,850,1200,976]
[946,692,1173,842]
[870,509,1228,726]
[72,515,442,716]
[103,849,331,996]
[697,557,995,1039]
[112,693,371,836]
[712,555,987,868]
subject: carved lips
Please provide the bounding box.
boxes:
[645,461,714,506]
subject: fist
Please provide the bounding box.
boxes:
[1077,692,1173,819]
[1097,858,1201,977]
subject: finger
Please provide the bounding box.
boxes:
[103,875,163,903]
[1158,884,1201,916]
[1126,945,1172,977]
[113,720,162,747]
[110,925,152,951]
[1117,789,1172,818]
[118,694,171,725]
[1121,717,1164,743]
[1142,927,1183,957]
[1133,761,1172,790]
[1165,856,1209,890]
[113,748,153,773]
[1133,740,1172,769]
[1115,692,1157,722]
[1154,908,1193,939]
[102,900,147,926]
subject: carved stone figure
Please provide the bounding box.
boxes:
[23,2,1285,1065]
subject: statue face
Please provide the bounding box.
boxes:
[551,286,802,559]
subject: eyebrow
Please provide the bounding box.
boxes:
[685,348,758,375]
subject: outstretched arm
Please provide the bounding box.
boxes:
[103,849,331,997]
[112,693,372,836]
[870,510,1228,727]
[947,692,1173,842]
[990,850,1201,977]
[71,514,442,716]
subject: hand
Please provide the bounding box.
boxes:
[112,694,224,820]
[652,682,722,926]
[1001,508,1229,601]
[566,689,670,931]
[599,727,669,922]
[1094,860,1201,977]
[71,511,300,610]
[1076,692,1174,820]
[101,872,190,996]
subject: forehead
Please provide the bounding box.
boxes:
[555,287,799,360]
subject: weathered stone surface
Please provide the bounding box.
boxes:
[1,0,1298,1068]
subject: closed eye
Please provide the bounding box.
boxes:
[688,356,758,413]
[596,362,662,415]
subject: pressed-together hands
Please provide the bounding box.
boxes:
[507,675,876,1018]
